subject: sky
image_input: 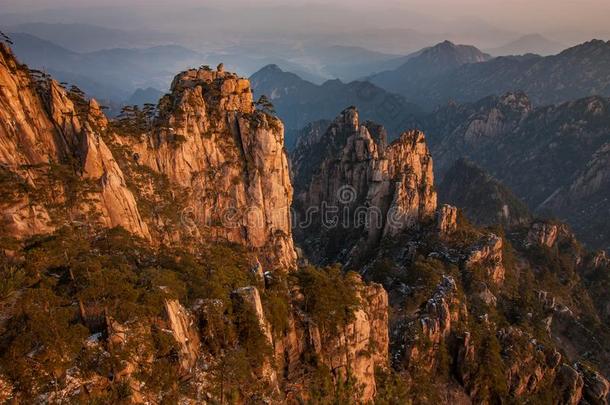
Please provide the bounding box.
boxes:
[1,0,609,50]
[2,0,610,31]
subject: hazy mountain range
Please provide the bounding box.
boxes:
[250,64,421,148]
[369,39,610,109]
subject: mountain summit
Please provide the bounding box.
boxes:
[369,40,491,96]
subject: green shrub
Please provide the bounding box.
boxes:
[294,265,360,334]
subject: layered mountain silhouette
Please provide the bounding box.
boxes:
[485,33,566,56]
[369,40,491,101]
[250,64,421,148]
[370,39,610,109]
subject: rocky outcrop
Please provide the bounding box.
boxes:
[0,47,295,268]
[556,364,585,405]
[402,276,464,372]
[291,107,436,264]
[498,327,563,397]
[164,299,200,374]
[527,221,562,248]
[122,66,296,268]
[232,286,279,391]
[580,364,610,405]
[299,275,389,402]
[381,130,437,237]
[0,44,149,239]
[437,204,458,237]
[465,233,505,285]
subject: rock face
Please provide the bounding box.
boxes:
[527,221,567,248]
[122,67,296,269]
[0,46,295,269]
[465,233,505,285]
[0,43,149,239]
[164,299,200,374]
[401,276,464,372]
[291,107,436,264]
[289,275,389,402]
[436,204,458,237]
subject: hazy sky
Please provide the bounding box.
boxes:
[3,0,610,30]
[1,0,609,49]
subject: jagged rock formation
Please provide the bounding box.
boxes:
[0,45,295,269]
[0,43,149,240]
[289,276,389,401]
[289,110,609,403]
[1,43,609,405]
[436,204,458,237]
[465,233,505,285]
[164,299,201,373]
[291,107,437,264]
[119,66,296,269]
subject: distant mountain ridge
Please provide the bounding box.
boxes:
[250,64,421,149]
[369,40,491,102]
[370,39,610,109]
[7,32,204,102]
[485,33,566,56]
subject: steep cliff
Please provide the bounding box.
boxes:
[291,107,436,264]
[0,45,296,269]
[0,46,388,404]
[291,111,609,404]
[1,42,609,404]
[113,66,296,269]
[0,43,149,240]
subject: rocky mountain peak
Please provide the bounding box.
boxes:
[291,110,436,264]
[411,40,491,68]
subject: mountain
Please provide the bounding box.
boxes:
[486,33,566,56]
[4,22,173,52]
[438,159,532,228]
[250,64,422,149]
[421,92,610,251]
[371,39,610,109]
[290,107,436,265]
[290,109,610,401]
[368,40,491,102]
[0,42,609,404]
[8,32,204,102]
[301,45,407,82]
